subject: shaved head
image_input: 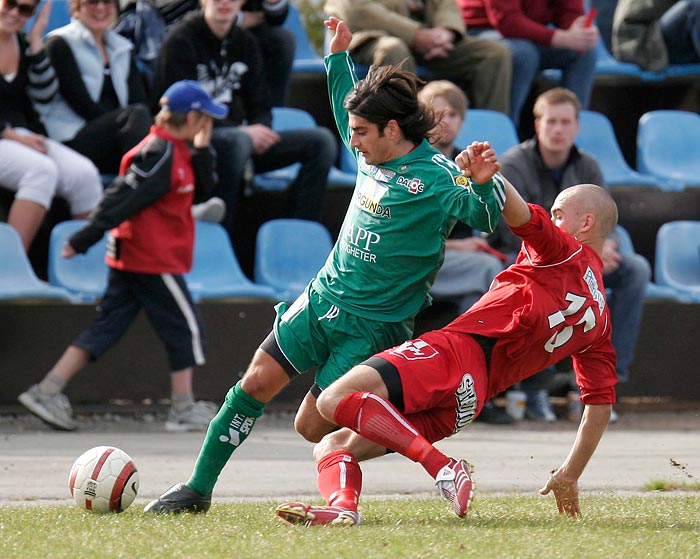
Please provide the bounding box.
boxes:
[553,184,618,240]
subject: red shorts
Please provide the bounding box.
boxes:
[376,330,489,443]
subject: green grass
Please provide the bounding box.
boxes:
[2,495,699,559]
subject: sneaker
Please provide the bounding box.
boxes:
[165,400,218,432]
[17,384,77,431]
[524,390,557,422]
[435,458,474,518]
[275,502,360,526]
[144,483,211,514]
[191,197,226,223]
[476,401,514,425]
[610,408,619,424]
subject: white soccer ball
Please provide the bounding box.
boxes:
[68,446,139,513]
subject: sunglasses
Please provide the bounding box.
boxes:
[2,0,36,17]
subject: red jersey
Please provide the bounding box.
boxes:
[106,126,196,274]
[445,204,617,405]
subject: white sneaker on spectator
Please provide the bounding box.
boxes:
[18,384,77,431]
[165,400,217,431]
[191,197,226,223]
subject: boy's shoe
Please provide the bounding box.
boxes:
[275,502,360,526]
[435,458,474,518]
[17,384,77,431]
[191,197,226,223]
[476,401,514,424]
[144,483,211,514]
[524,390,557,422]
[165,400,218,432]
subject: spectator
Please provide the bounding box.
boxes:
[154,0,295,106]
[39,0,152,174]
[459,0,598,127]
[153,0,336,235]
[613,0,700,70]
[0,0,102,250]
[143,17,505,515]
[491,87,650,421]
[18,80,226,432]
[324,0,511,114]
[418,80,511,425]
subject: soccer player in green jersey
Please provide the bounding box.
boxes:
[145,17,506,514]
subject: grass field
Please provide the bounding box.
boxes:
[1,494,699,559]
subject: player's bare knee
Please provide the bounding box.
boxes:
[294,415,326,443]
[315,389,340,422]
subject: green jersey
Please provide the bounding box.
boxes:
[313,52,505,322]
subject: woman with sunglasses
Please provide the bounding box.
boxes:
[39,0,152,174]
[0,0,102,251]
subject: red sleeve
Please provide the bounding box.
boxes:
[510,204,581,265]
[486,0,584,46]
[572,335,618,406]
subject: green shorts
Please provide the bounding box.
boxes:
[272,284,414,390]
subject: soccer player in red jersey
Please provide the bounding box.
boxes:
[276,141,618,525]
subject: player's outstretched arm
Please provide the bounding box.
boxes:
[457,142,531,228]
[539,403,611,516]
[325,17,352,54]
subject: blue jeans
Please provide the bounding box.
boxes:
[660,0,700,64]
[604,252,651,383]
[211,126,337,233]
[468,29,597,125]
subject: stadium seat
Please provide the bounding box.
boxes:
[576,111,662,189]
[654,221,700,302]
[254,218,333,301]
[24,0,71,36]
[48,220,109,303]
[252,107,356,191]
[456,109,520,157]
[0,223,72,301]
[613,225,684,301]
[283,3,326,74]
[637,110,700,191]
[185,221,278,302]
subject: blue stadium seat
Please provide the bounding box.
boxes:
[576,110,663,189]
[48,220,109,303]
[654,221,700,302]
[0,223,72,301]
[283,3,326,74]
[252,107,355,191]
[24,0,71,36]
[254,218,333,301]
[613,224,684,301]
[185,221,278,302]
[456,109,520,157]
[637,110,700,191]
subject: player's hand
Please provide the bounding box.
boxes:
[325,17,352,54]
[457,141,500,184]
[539,472,581,516]
[62,242,77,259]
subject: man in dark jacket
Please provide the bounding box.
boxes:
[153,0,336,235]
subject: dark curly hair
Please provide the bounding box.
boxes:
[343,63,437,144]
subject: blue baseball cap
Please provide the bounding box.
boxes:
[162,80,228,119]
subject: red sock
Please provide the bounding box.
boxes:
[317,451,361,510]
[334,392,449,478]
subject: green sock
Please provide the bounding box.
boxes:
[186,381,265,496]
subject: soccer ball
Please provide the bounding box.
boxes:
[68,446,139,513]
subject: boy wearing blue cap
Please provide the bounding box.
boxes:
[18,81,228,433]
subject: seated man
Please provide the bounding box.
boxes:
[154,0,336,234]
[419,80,511,424]
[276,142,618,525]
[613,0,700,70]
[324,0,511,114]
[490,87,650,420]
[459,0,598,127]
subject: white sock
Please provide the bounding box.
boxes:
[38,372,66,395]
